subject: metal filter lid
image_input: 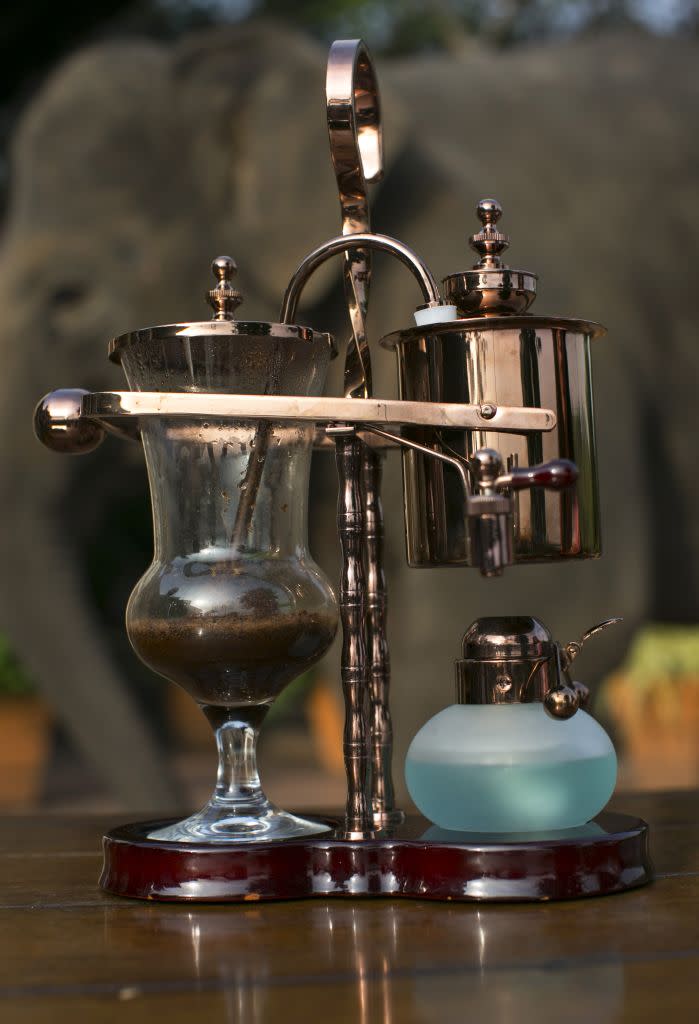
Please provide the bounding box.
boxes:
[109,255,334,364]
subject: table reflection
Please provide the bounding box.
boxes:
[102,898,624,1023]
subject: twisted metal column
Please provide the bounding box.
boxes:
[334,432,373,839]
[361,447,402,827]
[318,40,417,838]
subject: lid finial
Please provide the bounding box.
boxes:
[469,198,509,268]
[441,197,538,317]
[207,256,243,320]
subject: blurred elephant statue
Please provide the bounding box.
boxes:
[0,23,697,807]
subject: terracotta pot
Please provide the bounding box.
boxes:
[0,697,50,806]
[603,673,699,790]
[167,685,212,750]
[306,677,344,776]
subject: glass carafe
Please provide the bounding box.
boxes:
[116,322,338,843]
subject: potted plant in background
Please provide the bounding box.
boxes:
[0,632,50,807]
[600,626,699,791]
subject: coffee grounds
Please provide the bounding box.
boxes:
[129,607,338,708]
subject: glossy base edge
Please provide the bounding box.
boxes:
[100,811,652,903]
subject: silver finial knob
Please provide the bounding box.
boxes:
[34,389,105,454]
[469,198,509,268]
[207,256,243,321]
[478,198,502,222]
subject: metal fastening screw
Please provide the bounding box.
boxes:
[494,674,513,702]
[479,403,497,420]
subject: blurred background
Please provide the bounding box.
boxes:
[0,0,698,817]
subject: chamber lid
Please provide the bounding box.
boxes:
[378,312,605,349]
[109,255,335,363]
[461,616,555,661]
[442,198,538,317]
[380,198,605,339]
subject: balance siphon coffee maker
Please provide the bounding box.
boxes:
[34,39,651,901]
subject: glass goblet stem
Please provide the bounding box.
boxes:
[202,704,270,815]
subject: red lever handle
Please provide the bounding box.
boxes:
[498,458,578,492]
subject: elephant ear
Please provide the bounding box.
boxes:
[9,40,181,236]
[174,23,409,312]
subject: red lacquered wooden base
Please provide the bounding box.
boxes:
[100,812,652,903]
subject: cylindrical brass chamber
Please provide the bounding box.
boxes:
[381,315,604,566]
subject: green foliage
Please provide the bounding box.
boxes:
[194,0,699,53]
[257,0,478,53]
[265,670,314,725]
[620,625,699,693]
[0,632,34,698]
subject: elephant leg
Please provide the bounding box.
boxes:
[0,499,180,813]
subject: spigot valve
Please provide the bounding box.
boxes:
[467,450,579,578]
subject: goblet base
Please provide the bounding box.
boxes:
[100,811,652,903]
[146,803,331,844]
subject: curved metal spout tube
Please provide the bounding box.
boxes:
[280,232,442,324]
[360,424,472,497]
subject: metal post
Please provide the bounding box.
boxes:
[334,432,373,839]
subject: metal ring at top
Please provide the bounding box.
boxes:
[326,38,383,233]
[327,39,383,399]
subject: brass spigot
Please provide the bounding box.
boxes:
[468,448,579,577]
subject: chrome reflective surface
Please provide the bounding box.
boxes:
[563,616,623,669]
[326,38,382,399]
[455,615,622,712]
[380,315,605,347]
[109,319,334,364]
[206,255,243,321]
[326,39,402,831]
[79,391,557,432]
[280,232,441,325]
[383,318,604,565]
[33,388,105,454]
[462,615,554,660]
[456,616,557,705]
[442,198,538,317]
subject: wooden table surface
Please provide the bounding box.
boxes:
[0,791,697,1023]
